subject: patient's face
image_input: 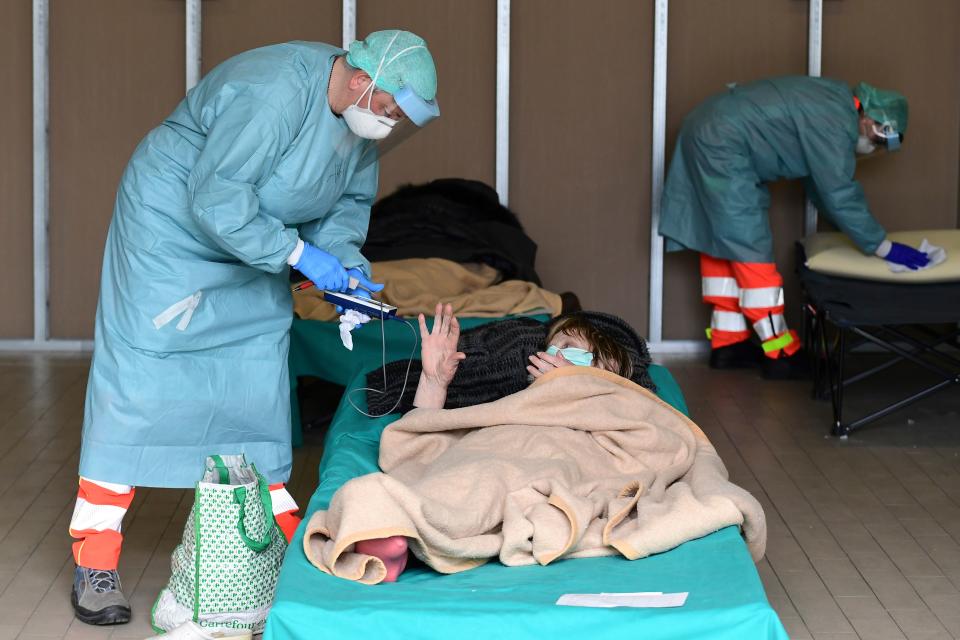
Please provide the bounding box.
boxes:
[548,330,609,371]
[549,330,591,352]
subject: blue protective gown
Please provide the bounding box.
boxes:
[659,76,886,263]
[80,42,377,488]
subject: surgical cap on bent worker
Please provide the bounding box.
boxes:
[854,81,908,149]
[347,30,438,127]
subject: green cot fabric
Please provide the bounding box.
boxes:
[273,317,785,639]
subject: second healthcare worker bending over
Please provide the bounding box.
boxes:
[69,31,439,626]
[659,77,928,379]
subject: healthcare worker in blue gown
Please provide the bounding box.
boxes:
[68,30,439,626]
[659,77,927,380]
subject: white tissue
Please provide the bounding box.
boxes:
[888,238,948,273]
[338,309,371,350]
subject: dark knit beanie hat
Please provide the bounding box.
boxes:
[367,313,655,415]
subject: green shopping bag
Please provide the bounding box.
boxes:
[151,454,288,634]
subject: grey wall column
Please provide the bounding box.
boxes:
[342,0,356,48]
[647,0,668,344]
[186,0,202,92]
[804,0,823,236]
[495,0,510,206]
[32,0,49,342]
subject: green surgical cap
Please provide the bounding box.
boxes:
[347,30,437,102]
[854,81,909,134]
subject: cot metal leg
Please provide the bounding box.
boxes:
[853,327,959,380]
[806,304,823,400]
[844,379,957,433]
[834,327,847,436]
[834,327,960,434]
[824,326,960,392]
[882,326,960,370]
[840,327,953,387]
[822,319,849,437]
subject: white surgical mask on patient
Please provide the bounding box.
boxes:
[546,345,594,367]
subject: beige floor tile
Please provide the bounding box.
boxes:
[847,614,908,639]
[6,352,960,638]
[836,595,886,618]
[893,554,948,579]
[934,616,960,638]
[780,615,814,639]
[790,591,856,634]
[888,609,952,639]
[810,555,874,598]
[871,582,934,612]
[61,621,114,639]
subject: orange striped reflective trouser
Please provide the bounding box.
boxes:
[700,254,801,359]
[69,478,301,570]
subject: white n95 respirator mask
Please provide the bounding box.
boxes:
[855,135,877,155]
[343,84,396,140]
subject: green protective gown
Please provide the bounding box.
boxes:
[659,76,886,263]
[80,42,377,488]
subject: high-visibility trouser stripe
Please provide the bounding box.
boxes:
[268,484,298,515]
[69,478,135,535]
[739,286,784,310]
[712,310,748,333]
[70,478,135,571]
[762,330,797,353]
[752,314,788,341]
[70,498,126,534]
[702,276,739,299]
[268,484,301,544]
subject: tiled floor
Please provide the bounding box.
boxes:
[0,351,958,639]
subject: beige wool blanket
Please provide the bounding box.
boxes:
[304,367,766,584]
[293,258,562,321]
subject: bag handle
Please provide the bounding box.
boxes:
[232,466,277,553]
[210,455,230,484]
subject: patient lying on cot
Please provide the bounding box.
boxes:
[306,307,766,584]
[360,303,642,582]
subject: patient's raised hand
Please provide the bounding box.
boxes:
[418,303,466,392]
[527,349,573,380]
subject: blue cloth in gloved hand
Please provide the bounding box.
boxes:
[884,242,930,270]
[295,243,349,291]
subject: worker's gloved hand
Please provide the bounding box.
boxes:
[294,243,348,291]
[345,268,385,298]
[334,268,385,313]
[884,242,931,270]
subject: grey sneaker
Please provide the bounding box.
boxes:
[71,566,131,625]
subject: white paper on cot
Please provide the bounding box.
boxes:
[556,592,689,608]
[888,238,948,273]
[338,310,371,350]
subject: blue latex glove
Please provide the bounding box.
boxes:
[346,268,385,297]
[885,242,931,270]
[337,268,385,313]
[294,243,349,291]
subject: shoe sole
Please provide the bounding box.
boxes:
[71,589,131,625]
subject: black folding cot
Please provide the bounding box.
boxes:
[797,242,960,437]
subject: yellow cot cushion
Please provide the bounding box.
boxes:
[803,230,960,283]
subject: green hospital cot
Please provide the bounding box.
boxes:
[269,317,787,639]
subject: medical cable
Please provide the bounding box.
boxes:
[345,295,419,418]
